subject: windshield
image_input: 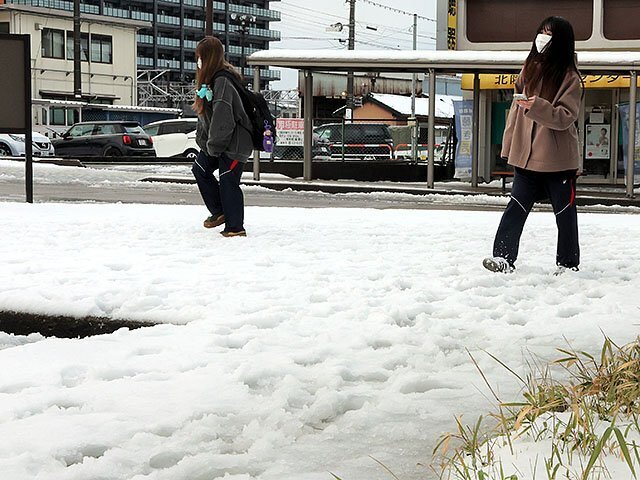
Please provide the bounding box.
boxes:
[123,124,145,134]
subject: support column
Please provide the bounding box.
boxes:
[253,66,260,181]
[303,70,314,181]
[427,68,436,188]
[471,72,480,187]
[627,71,637,198]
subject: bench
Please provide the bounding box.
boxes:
[491,170,514,193]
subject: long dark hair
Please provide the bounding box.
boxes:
[521,16,581,101]
[192,36,242,115]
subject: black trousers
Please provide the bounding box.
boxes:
[192,150,244,230]
[493,167,580,268]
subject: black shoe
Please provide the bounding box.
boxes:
[203,213,225,229]
[220,228,247,237]
[482,256,515,273]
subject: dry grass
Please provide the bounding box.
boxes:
[432,336,640,480]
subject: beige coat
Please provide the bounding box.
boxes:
[501,68,582,172]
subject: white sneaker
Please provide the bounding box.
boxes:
[554,265,579,276]
[482,256,514,273]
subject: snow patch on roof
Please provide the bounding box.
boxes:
[368,93,462,118]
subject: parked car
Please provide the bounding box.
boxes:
[313,123,394,160]
[0,132,55,157]
[52,121,156,157]
[143,118,199,159]
[143,118,198,136]
[272,131,331,160]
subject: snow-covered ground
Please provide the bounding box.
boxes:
[1,197,639,479]
[1,159,639,479]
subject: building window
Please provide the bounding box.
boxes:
[603,0,640,40]
[0,22,9,34]
[66,31,90,61]
[50,107,67,126]
[42,28,65,59]
[465,0,593,43]
[91,34,112,64]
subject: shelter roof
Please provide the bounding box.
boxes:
[249,49,640,74]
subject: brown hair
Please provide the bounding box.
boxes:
[192,36,243,115]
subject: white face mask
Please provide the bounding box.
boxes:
[197,58,202,69]
[535,33,552,53]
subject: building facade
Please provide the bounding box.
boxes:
[2,0,281,89]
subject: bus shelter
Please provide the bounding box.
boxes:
[248,49,640,197]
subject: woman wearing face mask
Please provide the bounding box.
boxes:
[191,36,253,237]
[483,16,583,274]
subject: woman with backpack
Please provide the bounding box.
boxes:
[192,36,253,237]
[483,16,583,274]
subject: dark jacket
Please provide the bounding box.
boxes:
[501,68,581,172]
[196,74,253,162]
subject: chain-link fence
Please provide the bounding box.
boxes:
[272,117,455,165]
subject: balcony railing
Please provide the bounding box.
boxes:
[184,18,204,28]
[137,56,154,67]
[157,14,181,25]
[157,36,181,47]
[137,34,154,44]
[8,0,98,14]
[213,1,280,21]
[131,10,153,21]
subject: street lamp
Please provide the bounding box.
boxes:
[231,13,255,80]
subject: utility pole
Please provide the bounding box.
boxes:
[73,0,81,99]
[225,1,230,59]
[410,13,418,163]
[205,0,213,35]
[346,0,355,120]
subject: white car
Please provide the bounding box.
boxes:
[144,118,199,159]
[0,132,55,157]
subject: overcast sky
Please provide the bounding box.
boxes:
[269,0,438,89]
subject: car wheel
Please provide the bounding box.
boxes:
[183,149,199,159]
[0,143,12,157]
[103,147,122,157]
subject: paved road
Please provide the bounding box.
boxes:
[0,174,510,211]
[1,162,636,214]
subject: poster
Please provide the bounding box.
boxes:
[585,124,610,160]
[275,118,304,147]
[618,103,640,185]
[453,100,473,178]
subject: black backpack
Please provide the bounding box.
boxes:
[213,69,276,151]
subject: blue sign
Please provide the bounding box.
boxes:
[618,102,640,184]
[453,100,474,179]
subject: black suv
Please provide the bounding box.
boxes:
[52,121,156,157]
[313,123,394,160]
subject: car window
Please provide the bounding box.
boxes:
[123,124,145,134]
[361,125,390,142]
[315,127,329,140]
[162,123,185,135]
[93,124,117,135]
[67,124,94,137]
[144,125,160,136]
[179,122,197,134]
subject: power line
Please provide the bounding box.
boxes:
[356,0,435,22]
[279,1,348,22]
